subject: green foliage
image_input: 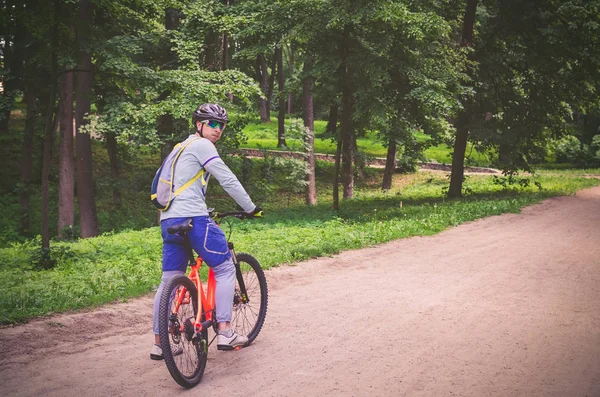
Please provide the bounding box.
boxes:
[491,171,543,192]
[463,0,600,172]
[222,154,308,204]
[553,134,600,168]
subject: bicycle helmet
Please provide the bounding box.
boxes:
[192,103,229,124]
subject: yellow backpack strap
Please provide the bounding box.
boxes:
[174,169,205,197]
[172,137,205,197]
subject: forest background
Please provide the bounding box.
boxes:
[1,0,600,324]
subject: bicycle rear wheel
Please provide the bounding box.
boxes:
[158,274,208,388]
[232,253,268,345]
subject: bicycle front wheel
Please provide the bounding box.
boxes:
[158,274,208,388]
[232,253,268,345]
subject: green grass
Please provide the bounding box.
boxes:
[242,119,494,166]
[1,167,598,324]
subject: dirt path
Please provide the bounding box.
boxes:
[2,187,600,397]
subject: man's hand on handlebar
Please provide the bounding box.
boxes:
[246,206,263,219]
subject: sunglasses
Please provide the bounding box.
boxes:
[203,119,226,131]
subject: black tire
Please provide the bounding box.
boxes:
[232,253,268,345]
[158,275,208,388]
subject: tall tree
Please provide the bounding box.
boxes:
[303,58,316,205]
[255,53,271,122]
[339,26,355,199]
[382,139,397,191]
[0,0,26,134]
[75,0,99,238]
[41,0,60,252]
[58,65,75,237]
[19,83,37,235]
[276,46,286,147]
[448,0,478,198]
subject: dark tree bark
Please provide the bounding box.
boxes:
[286,44,294,114]
[41,100,58,251]
[222,34,229,70]
[221,0,232,69]
[0,1,26,134]
[333,136,342,210]
[498,143,512,168]
[340,90,354,199]
[267,51,277,114]
[326,104,338,135]
[204,32,221,70]
[382,139,397,190]
[76,0,99,238]
[339,29,354,199]
[19,84,37,235]
[157,8,180,160]
[105,132,121,207]
[255,54,270,122]
[303,60,316,206]
[352,129,364,182]
[41,13,60,251]
[58,66,75,237]
[448,0,478,198]
[158,113,175,160]
[276,47,286,147]
[330,103,341,210]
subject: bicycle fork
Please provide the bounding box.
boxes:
[229,242,250,305]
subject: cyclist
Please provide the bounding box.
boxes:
[151,103,261,360]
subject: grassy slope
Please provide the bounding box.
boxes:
[241,119,493,166]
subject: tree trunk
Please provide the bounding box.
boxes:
[222,0,232,68]
[340,28,354,199]
[58,66,75,237]
[0,1,25,134]
[352,130,364,182]
[158,8,179,159]
[76,0,99,238]
[222,32,229,70]
[303,61,316,206]
[105,132,121,207]
[448,113,469,197]
[267,51,277,115]
[326,104,338,135]
[203,3,221,72]
[276,47,286,147]
[286,44,294,114]
[158,113,175,160]
[382,139,397,190]
[448,0,478,198]
[19,84,36,235]
[41,100,58,252]
[256,54,270,122]
[41,45,59,251]
[498,143,511,168]
[340,92,354,199]
[333,137,342,210]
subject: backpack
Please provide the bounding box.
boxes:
[150,137,206,211]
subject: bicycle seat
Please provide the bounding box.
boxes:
[167,218,193,234]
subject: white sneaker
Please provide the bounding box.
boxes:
[217,330,248,351]
[150,344,183,360]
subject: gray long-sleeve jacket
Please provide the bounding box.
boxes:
[160,135,255,220]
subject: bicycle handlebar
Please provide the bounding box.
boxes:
[209,209,263,222]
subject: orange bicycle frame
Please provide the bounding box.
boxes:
[170,255,216,334]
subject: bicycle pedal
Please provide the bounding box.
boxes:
[217,344,244,351]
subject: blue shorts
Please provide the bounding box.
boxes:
[161,216,231,272]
